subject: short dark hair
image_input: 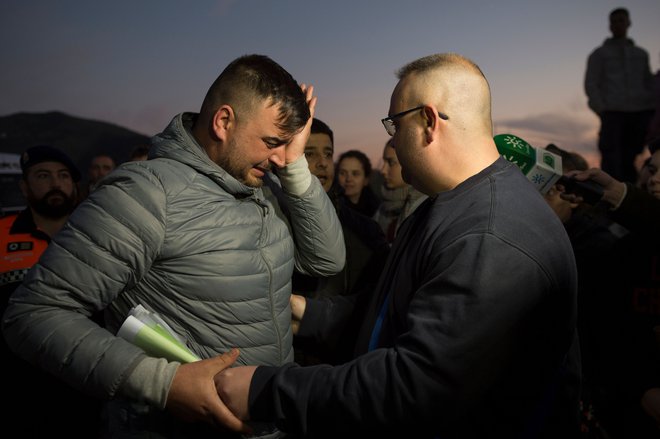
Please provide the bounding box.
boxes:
[337,149,372,178]
[311,118,333,145]
[91,154,116,165]
[129,145,150,160]
[200,54,309,135]
[610,7,629,19]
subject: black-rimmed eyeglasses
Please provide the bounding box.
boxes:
[381,105,449,136]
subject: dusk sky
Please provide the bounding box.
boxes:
[2,0,659,168]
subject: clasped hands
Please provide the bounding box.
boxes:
[165,295,308,433]
[165,348,256,434]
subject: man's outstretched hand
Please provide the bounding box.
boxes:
[165,348,251,434]
[215,365,258,420]
[561,167,626,207]
[290,293,307,335]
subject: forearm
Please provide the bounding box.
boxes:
[247,346,444,438]
[296,295,356,347]
[276,154,312,196]
[3,289,147,399]
[278,161,345,276]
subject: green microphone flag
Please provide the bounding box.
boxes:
[493,134,563,194]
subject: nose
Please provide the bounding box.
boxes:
[650,170,660,184]
[49,175,63,189]
[269,145,286,169]
[381,162,389,175]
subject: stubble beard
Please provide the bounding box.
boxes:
[217,137,264,188]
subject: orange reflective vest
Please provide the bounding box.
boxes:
[0,213,50,288]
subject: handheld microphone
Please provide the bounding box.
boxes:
[555,175,604,205]
[493,134,603,204]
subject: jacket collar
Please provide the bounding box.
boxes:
[9,208,51,242]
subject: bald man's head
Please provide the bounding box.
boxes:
[396,53,492,135]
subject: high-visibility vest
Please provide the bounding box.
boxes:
[0,214,49,287]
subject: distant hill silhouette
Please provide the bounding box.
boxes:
[0,111,151,178]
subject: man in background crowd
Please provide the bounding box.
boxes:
[585,7,654,183]
[85,153,116,195]
[0,144,101,436]
[128,144,150,162]
[1,145,80,298]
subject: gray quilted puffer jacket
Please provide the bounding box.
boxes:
[2,112,345,411]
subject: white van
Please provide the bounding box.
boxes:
[0,153,26,216]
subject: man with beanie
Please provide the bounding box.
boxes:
[1,144,80,296]
[0,145,102,436]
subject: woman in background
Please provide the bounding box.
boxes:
[373,139,427,243]
[336,149,380,217]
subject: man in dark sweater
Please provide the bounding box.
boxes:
[214,52,582,438]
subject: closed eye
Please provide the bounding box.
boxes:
[263,137,287,149]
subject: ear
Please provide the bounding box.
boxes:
[211,105,234,141]
[421,105,442,144]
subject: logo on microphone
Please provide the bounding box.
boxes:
[531,174,546,185]
[542,153,556,168]
[496,135,535,173]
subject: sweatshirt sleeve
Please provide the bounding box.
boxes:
[294,294,359,357]
[269,158,346,277]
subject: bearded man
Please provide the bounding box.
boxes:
[1,144,80,297]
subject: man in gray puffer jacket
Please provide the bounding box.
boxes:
[2,54,345,438]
